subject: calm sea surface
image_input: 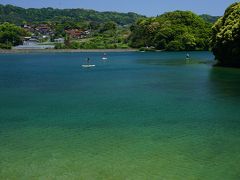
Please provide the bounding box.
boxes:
[0,51,240,179]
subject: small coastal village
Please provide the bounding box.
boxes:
[0,4,140,50]
[15,24,91,49]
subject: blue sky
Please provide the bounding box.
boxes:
[1,0,239,16]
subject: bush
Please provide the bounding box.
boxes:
[166,41,184,51]
[55,43,66,49]
[0,43,12,49]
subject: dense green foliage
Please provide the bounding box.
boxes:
[0,22,28,49]
[0,4,225,51]
[129,11,212,51]
[56,25,130,49]
[211,2,240,67]
[0,4,142,48]
[200,14,220,23]
[0,4,143,26]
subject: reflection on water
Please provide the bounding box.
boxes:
[137,57,209,66]
[209,67,240,98]
[136,51,215,66]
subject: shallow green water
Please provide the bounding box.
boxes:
[0,51,240,179]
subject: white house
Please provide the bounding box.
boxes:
[23,38,39,46]
[54,38,65,43]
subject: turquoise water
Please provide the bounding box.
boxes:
[0,51,240,179]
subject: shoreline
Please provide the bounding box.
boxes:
[0,48,138,54]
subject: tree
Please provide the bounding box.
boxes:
[99,21,117,33]
[0,22,28,48]
[166,41,184,51]
[178,33,196,50]
[129,11,212,51]
[211,2,240,67]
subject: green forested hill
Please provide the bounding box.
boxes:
[0,4,224,51]
[0,4,144,25]
[129,11,212,51]
[211,2,240,67]
[199,14,220,23]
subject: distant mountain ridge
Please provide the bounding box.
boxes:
[199,14,221,23]
[0,4,220,26]
[0,4,144,25]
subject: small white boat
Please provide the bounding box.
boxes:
[82,64,95,68]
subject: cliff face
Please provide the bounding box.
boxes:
[211,3,240,67]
